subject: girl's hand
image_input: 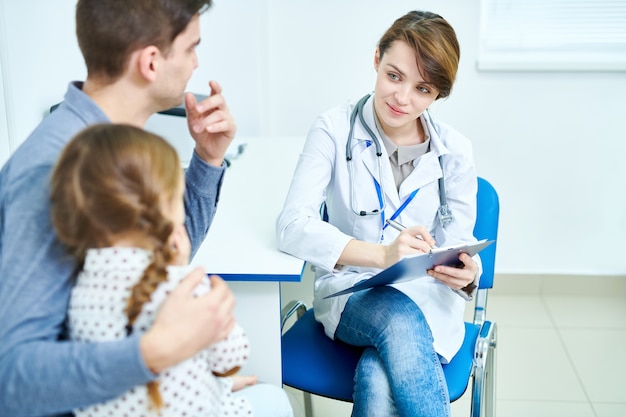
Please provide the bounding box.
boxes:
[230,374,258,392]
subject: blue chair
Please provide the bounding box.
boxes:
[281,177,499,417]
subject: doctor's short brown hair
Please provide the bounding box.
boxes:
[378,10,460,100]
[75,0,212,83]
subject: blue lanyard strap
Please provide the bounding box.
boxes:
[373,177,385,228]
[381,188,420,230]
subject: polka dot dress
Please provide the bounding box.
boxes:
[69,247,253,417]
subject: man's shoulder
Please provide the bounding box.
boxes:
[3,82,109,184]
[3,112,86,183]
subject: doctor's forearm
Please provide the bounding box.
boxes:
[337,239,389,269]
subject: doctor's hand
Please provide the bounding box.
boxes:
[428,252,478,291]
[384,225,436,267]
[185,80,237,167]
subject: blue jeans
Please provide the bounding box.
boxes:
[334,286,450,417]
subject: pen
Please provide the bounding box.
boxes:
[385,219,437,248]
[385,219,409,233]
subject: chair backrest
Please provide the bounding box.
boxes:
[474,177,499,290]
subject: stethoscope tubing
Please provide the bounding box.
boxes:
[344,93,453,227]
[346,93,386,217]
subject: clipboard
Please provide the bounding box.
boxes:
[324,239,495,299]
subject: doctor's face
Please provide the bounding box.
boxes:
[373,40,439,141]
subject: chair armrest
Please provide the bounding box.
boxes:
[474,321,497,369]
[473,288,489,325]
[281,300,308,331]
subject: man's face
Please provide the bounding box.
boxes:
[154,14,201,110]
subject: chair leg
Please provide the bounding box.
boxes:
[470,322,497,417]
[470,363,484,417]
[483,324,497,417]
[303,391,314,417]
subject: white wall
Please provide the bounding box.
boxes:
[0,3,9,165]
[185,1,269,137]
[0,0,267,158]
[0,0,85,157]
[1,0,625,276]
[265,0,626,276]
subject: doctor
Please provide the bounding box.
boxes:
[277,10,480,417]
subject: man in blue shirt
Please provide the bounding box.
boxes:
[0,1,255,416]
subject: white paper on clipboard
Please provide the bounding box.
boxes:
[324,239,495,299]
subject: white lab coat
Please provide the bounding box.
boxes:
[276,95,480,362]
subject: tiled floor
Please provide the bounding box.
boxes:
[281,274,626,417]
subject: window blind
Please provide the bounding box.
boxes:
[478,0,626,71]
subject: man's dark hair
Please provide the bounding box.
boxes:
[76,0,212,82]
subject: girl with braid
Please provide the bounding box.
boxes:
[50,124,261,417]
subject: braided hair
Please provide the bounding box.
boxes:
[51,123,183,410]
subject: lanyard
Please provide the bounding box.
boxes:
[373,177,420,241]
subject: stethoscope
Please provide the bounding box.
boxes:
[345,93,455,228]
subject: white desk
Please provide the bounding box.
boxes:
[189,136,305,386]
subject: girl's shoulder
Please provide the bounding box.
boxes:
[165,265,211,296]
[82,247,152,272]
